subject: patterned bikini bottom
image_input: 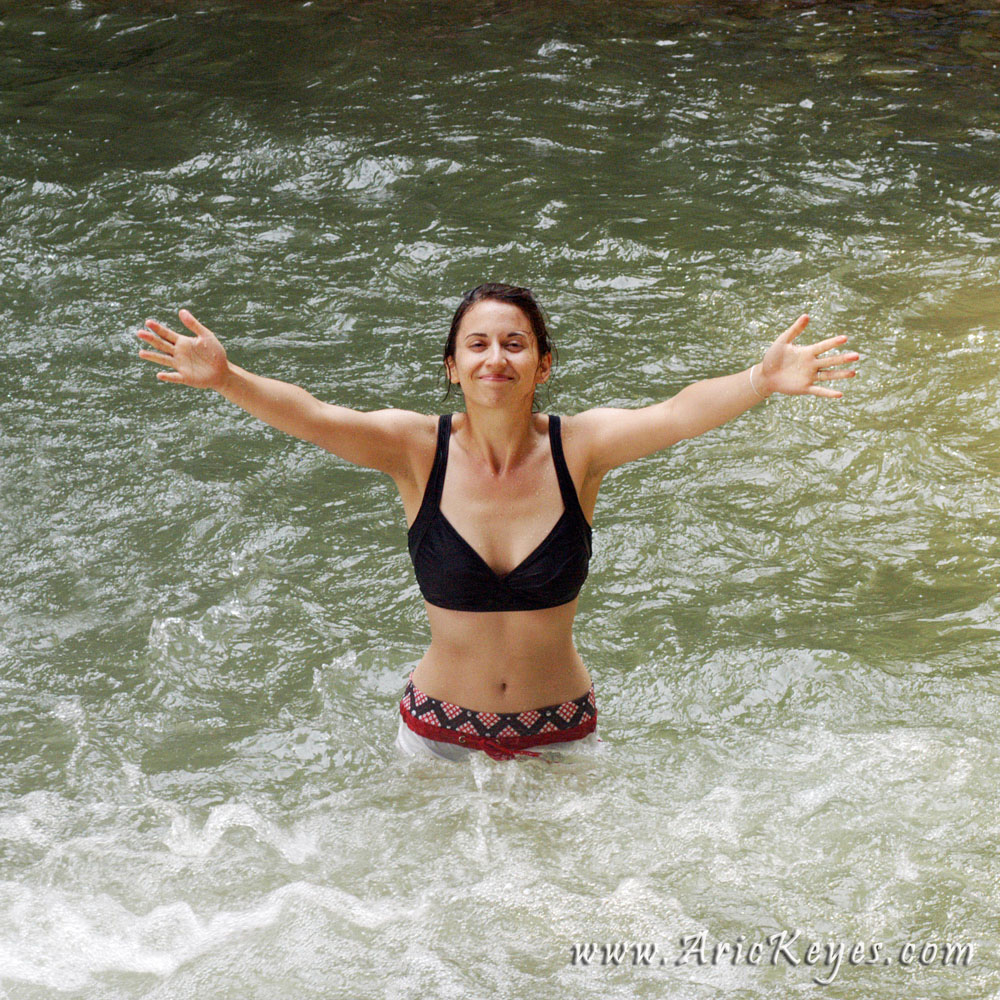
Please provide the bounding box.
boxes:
[398,675,598,761]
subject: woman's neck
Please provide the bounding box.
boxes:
[456,401,539,475]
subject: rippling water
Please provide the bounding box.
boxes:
[2,2,1000,997]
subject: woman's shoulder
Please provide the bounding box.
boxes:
[367,408,441,439]
[550,409,622,486]
[553,408,602,445]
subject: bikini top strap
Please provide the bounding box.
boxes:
[425,413,452,508]
[408,415,452,543]
[548,415,588,527]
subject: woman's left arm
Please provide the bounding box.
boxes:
[573,315,858,476]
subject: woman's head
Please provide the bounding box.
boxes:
[442,283,555,402]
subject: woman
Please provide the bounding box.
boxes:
[137,283,858,761]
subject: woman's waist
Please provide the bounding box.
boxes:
[412,643,590,714]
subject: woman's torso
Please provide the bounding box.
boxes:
[398,412,594,713]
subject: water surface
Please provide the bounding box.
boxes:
[1,2,999,997]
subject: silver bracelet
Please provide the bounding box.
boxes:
[749,364,768,401]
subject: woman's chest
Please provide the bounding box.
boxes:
[439,457,565,576]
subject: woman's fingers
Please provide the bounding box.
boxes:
[178,309,211,338]
[817,349,858,367]
[810,334,849,355]
[137,329,174,354]
[807,385,844,399]
[761,318,858,399]
[777,314,810,344]
[144,319,179,344]
[137,348,177,369]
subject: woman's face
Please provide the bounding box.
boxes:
[446,299,551,405]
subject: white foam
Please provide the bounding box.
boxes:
[0,880,408,992]
[537,40,580,58]
[341,156,414,194]
[164,803,317,864]
[0,791,68,850]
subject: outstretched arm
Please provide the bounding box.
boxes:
[573,315,858,476]
[136,310,429,476]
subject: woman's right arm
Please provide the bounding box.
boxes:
[137,309,431,478]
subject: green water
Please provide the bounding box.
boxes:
[2,2,999,997]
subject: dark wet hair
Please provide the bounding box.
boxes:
[442,283,555,399]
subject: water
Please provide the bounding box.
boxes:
[2,1,999,996]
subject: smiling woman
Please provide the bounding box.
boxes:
[442,282,555,407]
[137,282,858,761]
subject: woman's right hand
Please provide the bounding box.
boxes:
[136,309,229,390]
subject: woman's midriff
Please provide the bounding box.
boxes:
[412,598,591,713]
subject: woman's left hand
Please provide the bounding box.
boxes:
[757,315,859,399]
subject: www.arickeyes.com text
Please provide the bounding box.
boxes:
[570,931,973,985]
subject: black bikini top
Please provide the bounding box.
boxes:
[407,415,592,612]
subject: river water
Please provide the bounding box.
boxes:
[1,2,999,997]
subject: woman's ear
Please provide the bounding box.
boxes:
[446,357,460,384]
[536,352,552,385]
